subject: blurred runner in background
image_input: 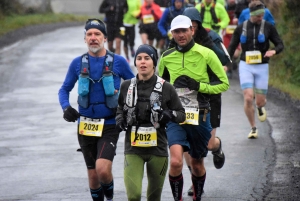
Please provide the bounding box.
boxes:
[99,0,128,55]
[122,0,141,63]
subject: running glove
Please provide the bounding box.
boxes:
[116,120,127,133]
[157,110,174,125]
[181,75,200,91]
[63,106,80,122]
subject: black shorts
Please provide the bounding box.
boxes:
[209,94,222,128]
[77,124,119,169]
[139,23,160,40]
[106,23,122,42]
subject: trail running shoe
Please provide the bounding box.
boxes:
[212,137,225,169]
[257,107,267,122]
[248,127,258,139]
[188,185,193,196]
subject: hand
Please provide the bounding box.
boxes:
[212,25,221,31]
[157,110,174,125]
[116,120,127,133]
[63,106,80,122]
[183,75,200,91]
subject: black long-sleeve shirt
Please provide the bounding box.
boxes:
[228,20,284,63]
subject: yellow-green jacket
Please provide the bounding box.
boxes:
[195,1,229,33]
[123,0,141,25]
[158,43,229,95]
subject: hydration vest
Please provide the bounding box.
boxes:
[77,50,115,109]
[123,75,165,128]
[240,20,266,44]
[200,2,219,25]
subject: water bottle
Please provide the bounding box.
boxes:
[102,67,115,96]
[78,67,89,96]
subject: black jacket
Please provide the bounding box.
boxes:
[99,0,128,24]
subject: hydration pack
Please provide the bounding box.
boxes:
[77,51,117,109]
[240,20,266,44]
[123,75,165,128]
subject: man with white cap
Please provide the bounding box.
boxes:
[159,15,229,200]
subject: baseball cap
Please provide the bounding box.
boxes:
[170,15,192,31]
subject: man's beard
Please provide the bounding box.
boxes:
[88,44,104,54]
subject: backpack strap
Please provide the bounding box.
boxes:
[210,3,219,24]
[81,53,89,74]
[259,20,265,36]
[102,50,115,73]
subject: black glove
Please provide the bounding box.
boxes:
[63,106,80,122]
[180,75,200,91]
[157,110,174,125]
[116,120,127,133]
[212,25,221,31]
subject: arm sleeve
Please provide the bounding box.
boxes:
[227,25,242,58]
[164,83,186,123]
[158,9,170,36]
[217,5,230,29]
[58,59,79,110]
[115,81,128,124]
[269,25,284,54]
[199,51,229,94]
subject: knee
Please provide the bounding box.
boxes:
[169,157,183,171]
[127,193,141,201]
[244,96,253,106]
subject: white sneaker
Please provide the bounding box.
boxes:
[257,107,267,122]
[248,127,258,139]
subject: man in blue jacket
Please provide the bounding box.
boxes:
[158,0,185,52]
[58,19,134,201]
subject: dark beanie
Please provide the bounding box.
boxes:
[134,44,158,67]
[84,19,107,36]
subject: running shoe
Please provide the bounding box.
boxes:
[188,185,193,196]
[257,107,267,122]
[248,127,258,139]
[212,137,225,169]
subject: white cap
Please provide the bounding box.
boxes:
[170,15,192,31]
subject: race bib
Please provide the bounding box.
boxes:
[225,25,237,34]
[78,116,104,137]
[246,51,262,64]
[130,126,157,147]
[181,107,199,125]
[143,14,155,24]
[175,88,199,125]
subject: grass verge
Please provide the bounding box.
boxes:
[0,13,97,37]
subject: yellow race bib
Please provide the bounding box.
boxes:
[180,107,199,125]
[130,126,157,147]
[143,14,155,24]
[225,25,237,34]
[79,116,104,137]
[246,51,262,64]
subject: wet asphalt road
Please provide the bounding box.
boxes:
[0,25,299,201]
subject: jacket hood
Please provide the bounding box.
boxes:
[182,7,202,23]
[172,0,185,7]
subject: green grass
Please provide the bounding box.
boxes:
[0,13,96,37]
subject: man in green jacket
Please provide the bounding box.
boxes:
[159,15,229,201]
[122,0,141,62]
[196,0,230,34]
